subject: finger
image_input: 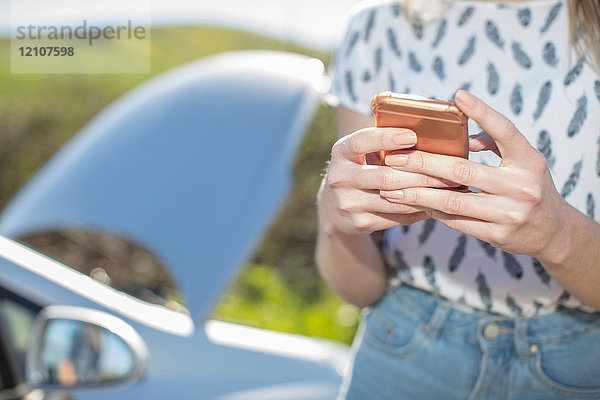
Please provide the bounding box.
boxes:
[381,187,512,222]
[455,90,534,163]
[384,150,511,194]
[334,127,417,162]
[362,211,430,232]
[341,163,459,191]
[424,209,496,242]
[468,131,501,157]
[338,189,425,214]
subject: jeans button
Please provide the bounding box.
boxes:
[483,322,500,340]
[529,344,539,354]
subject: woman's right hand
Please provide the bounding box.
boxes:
[318,126,456,235]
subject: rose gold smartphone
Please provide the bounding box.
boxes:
[371,91,469,163]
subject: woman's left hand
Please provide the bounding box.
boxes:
[381,90,572,264]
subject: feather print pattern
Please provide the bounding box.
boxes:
[511,42,532,69]
[433,56,445,80]
[532,258,552,287]
[448,235,467,272]
[540,2,562,34]
[506,294,523,316]
[345,31,360,58]
[478,239,497,259]
[542,42,558,67]
[537,130,556,170]
[374,47,382,73]
[460,81,472,91]
[485,20,505,48]
[487,62,499,95]
[476,271,493,311]
[345,70,356,102]
[517,8,531,27]
[587,193,595,219]
[423,255,439,292]
[394,250,415,282]
[567,95,587,137]
[362,70,371,82]
[412,24,424,40]
[564,58,584,86]
[458,36,476,65]
[329,0,599,317]
[409,51,423,72]
[364,10,376,41]
[458,7,475,26]
[511,84,523,115]
[502,251,524,279]
[533,81,552,120]
[387,28,402,58]
[560,159,583,198]
[418,219,436,246]
[558,290,570,304]
[431,19,447,48]
[597,137,600,177]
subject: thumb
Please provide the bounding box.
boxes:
[455,90,534,165]
[469,131,501,157]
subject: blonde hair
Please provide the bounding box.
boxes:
[569,0,600,73]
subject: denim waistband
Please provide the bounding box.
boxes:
[382,284,600,345]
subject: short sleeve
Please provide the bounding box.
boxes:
[328,5,385,116]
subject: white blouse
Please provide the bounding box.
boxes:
[329,0,600,316]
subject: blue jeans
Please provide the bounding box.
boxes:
[338,284,600,400]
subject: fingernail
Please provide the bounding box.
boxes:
[394,132,417,145]
[386,154,408,166]
[382,190,404,200]
[455,90,474,108]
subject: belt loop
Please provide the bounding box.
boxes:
[425,302,451,341]
[514,318,530,360]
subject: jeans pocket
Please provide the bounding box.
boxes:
[363,304,424,356]
[530,328,600,398]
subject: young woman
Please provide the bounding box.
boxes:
[316,0,600,398]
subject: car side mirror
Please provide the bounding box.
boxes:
[26,306,148,389]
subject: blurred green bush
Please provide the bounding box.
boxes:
[0,26,359,344]
[215,264,359,345]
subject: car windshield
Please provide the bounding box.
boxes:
[19,230,186,312]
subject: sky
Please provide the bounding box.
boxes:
[0,0,365,50]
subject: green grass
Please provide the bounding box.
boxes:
[0,26,359,344]
[214,264,359,344]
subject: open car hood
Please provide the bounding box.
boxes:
[0,51,327,319]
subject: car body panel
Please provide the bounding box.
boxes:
[0,50,347,399]
[0,51,327,319]
[0,235,347,399]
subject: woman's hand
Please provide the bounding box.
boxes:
[317,126,458,236]
[380,90,572,263]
